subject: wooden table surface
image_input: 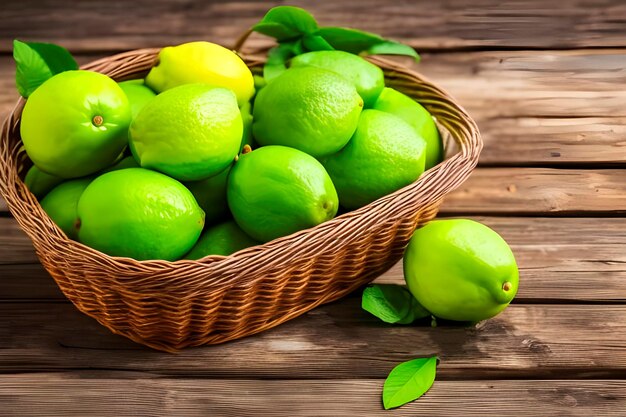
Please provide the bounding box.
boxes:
[2,1,626,415]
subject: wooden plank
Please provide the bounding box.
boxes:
[1,374,624,417]
[2,216,626,301]
[3,0,626,52]
[2,51,626,165]
[0,302,624,379]
[441,168,626,214]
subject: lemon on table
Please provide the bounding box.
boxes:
[404,219,519,322]
[20,70,131,178]
[40,177,92,240]
[145,41,254,106]
[290,50,384,107]
[373,87,443,169]
[185,221,259,259]
[322,109,427,209]
[129,84,243,181]
[227,146,338,242]
[184,167,231,225]
[253,67,363,158]
[77,168,204,261]
[118,80,156,119]
[24,165,63,199]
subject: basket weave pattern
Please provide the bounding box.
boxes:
[0,48,481,351]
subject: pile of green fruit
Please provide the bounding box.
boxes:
[16,29,442,261]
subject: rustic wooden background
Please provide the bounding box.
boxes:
[1,0,626,415]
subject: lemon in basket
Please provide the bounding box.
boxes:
[227,145,338,242]
[118,79,156,119]
[184,167,231,225]
[129,84,242,181]
[321,109,426,209]
[145,41,254,107]
[404,219,519,322]
[372,87,442,169]
[24,165,63,199]
[185,221,259,259]
[40,177,92,240]
[290,50,385,107]
[253,67,363,158]
[77,168,204,261]
[20,70,131,179]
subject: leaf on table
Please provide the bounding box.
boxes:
[367,41,420,61]
[382,356,438,410]
[252,6,319,42]
[13,39,78,98]
[362,284,429,324]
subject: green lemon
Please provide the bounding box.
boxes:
[290,50,384,107]
[227,146,338,242]
[24,165,63,199]
[118,80,156,119]
[184,167,230,225]
[372,87,443,169]
[253,67,363,158]
[145,41,254,106]
[129,84,243,181]
[185,221,258,259]
[20,70,131,179]
[404,219,519,322]
[322,109,426,209]
[77,168,204,261]
[40,178,92,240]
[240,101,254,150]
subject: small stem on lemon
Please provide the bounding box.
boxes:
[502,281,512,292]
[242,144,252,154]
[92,115,104,127]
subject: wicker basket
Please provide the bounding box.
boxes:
[0,46,481,352]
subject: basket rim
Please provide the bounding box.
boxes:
[0,46,482,294]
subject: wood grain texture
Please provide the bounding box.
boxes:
[3,0,626,52]
[1,374,625,417]
[2,217,626,302]
[1,302,625,379]
[442,168,626,214]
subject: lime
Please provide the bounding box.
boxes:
[291,50,384,107]
[253,67,363,158]
[240,101,254,150]
[227,146,338,242]
[185,221,258,259]
[24,165,63,199]
[20,70,131,178]
[77,168,204,261]
[118,80,156,119]
[372,87,442,169]
[129,84,242,181]
[145,41,254,106]
[404,219,519,322]
[322,109,426,209]
[40,178,92,240]
[184,167,230,225]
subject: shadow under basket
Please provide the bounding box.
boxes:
[0,48,482,352]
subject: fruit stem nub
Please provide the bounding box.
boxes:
[92,115,104,127]
[502,281,512,292]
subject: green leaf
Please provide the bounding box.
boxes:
[301,34,335,52]
[383,357,438,409]
[315,27,419,61]
[367,41,420,61]
[13,39,78,98]
[362,284,429,324]
[252,6,318,42]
